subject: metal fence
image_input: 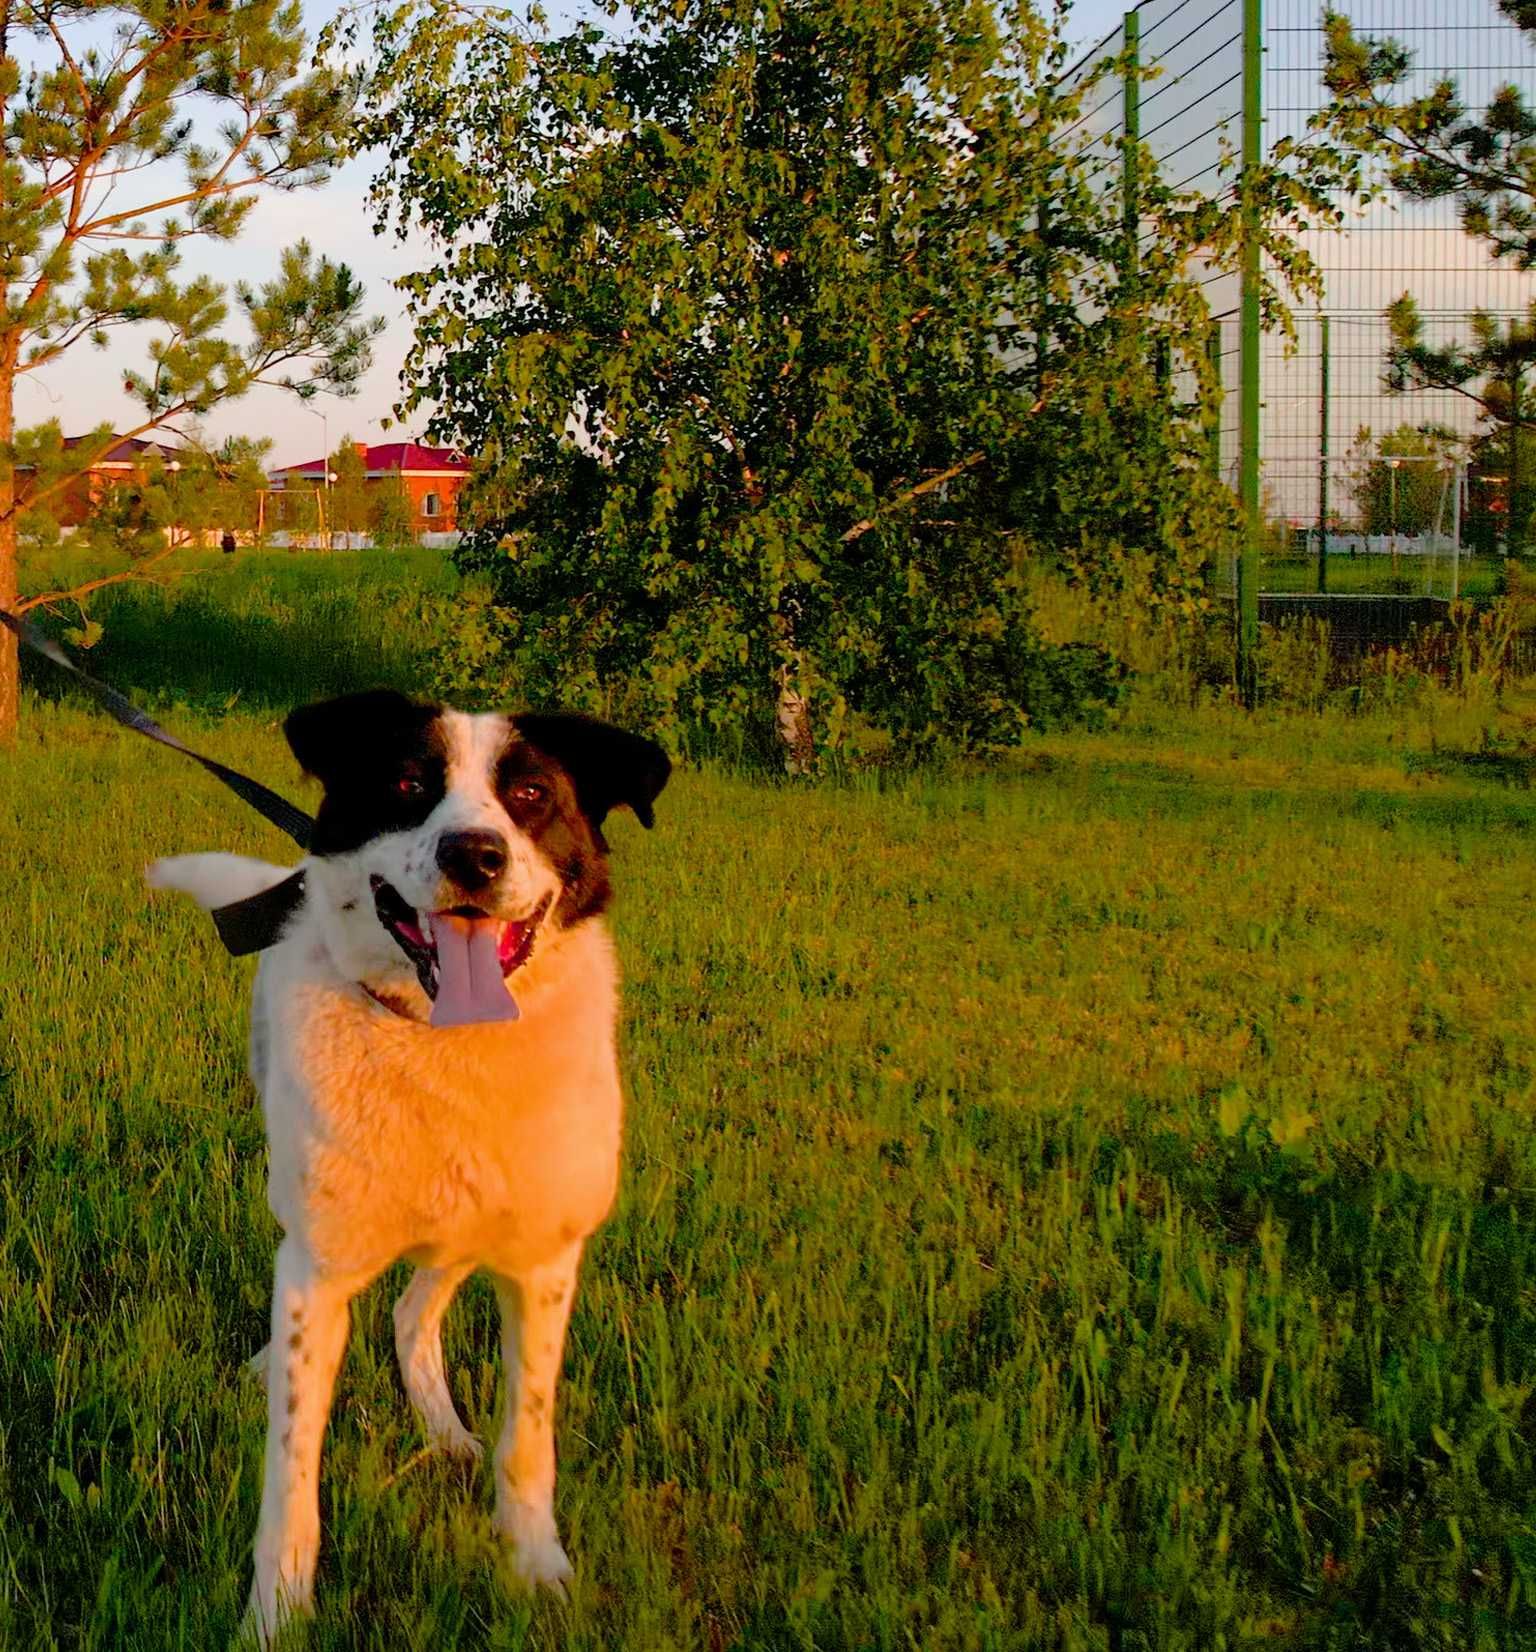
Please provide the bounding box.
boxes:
[1062,0,1536,621]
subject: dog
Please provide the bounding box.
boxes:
[147,690,670,1643]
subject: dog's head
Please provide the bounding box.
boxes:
[283,691,670,998]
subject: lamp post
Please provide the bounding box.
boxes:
[166,458,181,548]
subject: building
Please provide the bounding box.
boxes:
[268,441,472,536]
[19,434,184,527]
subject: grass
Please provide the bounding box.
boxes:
[1257,551,1503,601]
[20,545,463,711]
[4,555,1536,1648]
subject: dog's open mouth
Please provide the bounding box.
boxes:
[370,876,551,1000]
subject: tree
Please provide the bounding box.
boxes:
[150,432,277,547]
[1466,422,1536,552]
[368,479,415,549]
[206,433,276,543]
[329,435,370,541]
[1344,422,1460,537]
[0,1,386,737]
[1312,5,1536,550]
[348,0,1284,761]
[1319,3,1536,268]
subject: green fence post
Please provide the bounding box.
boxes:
[1122,10,1141,287]
[1237,0,1263,706]
[1317,313,1329,593]
[1499,368,1512,555]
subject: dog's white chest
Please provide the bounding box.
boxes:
[261,945,624,1280]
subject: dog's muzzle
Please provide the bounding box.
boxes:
[369,875,552,1026]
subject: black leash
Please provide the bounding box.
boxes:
[2,605,312,954]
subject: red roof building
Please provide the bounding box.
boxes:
[269,441,472,534]
[19,433,185,527]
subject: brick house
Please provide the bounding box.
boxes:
[19,434,184,527]
[268,441,473,534]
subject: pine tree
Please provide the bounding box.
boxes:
[0,0,385,735]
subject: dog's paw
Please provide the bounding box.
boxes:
[511,1537,573,1600]
[428,1418,485,1465]
[497,1510,574,1599]
[238,1584,311,1650]
[246,1342,270,1390]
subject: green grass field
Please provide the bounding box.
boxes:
[1257,551,1503,602]
[4,555,1536,1649]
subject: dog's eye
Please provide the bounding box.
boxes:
[395,774,425,799]
[509,781,547,805]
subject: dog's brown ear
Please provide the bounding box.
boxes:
[514,713,671,831]
[284,691,436,785]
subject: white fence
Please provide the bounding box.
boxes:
[1299,532,1461,558]
[262,531,462,551]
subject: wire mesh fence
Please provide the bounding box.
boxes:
[1065,0,1536,601]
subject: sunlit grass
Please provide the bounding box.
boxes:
[3,563,1536,1648]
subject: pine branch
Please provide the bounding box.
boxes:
[16,535,186,614]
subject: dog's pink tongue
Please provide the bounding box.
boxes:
[428,913,520,1028]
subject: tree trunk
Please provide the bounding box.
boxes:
[0,1,14,743]
[0,355,16,743]
[775,660,813,775]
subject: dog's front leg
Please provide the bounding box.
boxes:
[247,1237,359,1645]
[491,1239,583,1596]
[394,1261,482,1461]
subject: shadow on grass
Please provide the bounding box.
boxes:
[986,743,1536,838]
[1406,747,1536,792]
[947,1098,1536,1648]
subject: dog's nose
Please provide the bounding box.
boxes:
[435,829,508,890]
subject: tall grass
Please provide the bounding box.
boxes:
[3,557,1536,1648]
[18,547,463,711]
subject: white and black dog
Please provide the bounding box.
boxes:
[147,690,669,1643]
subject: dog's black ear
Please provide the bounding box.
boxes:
[284,691,434,785]
[514,713,671,831]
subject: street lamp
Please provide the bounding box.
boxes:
[166,458,181,548]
